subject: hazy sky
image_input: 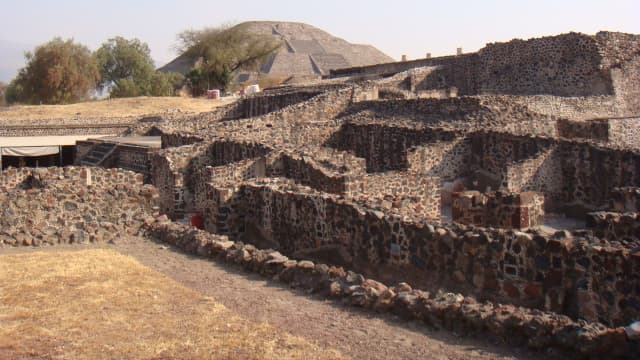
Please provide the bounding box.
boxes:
[1,0,639,82]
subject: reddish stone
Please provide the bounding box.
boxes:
[503,282,521,298]
[524,283,543,297]
[483,276,499,290]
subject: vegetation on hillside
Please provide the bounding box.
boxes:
[175,24,281,94]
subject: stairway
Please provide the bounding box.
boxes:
[80,142,117,166]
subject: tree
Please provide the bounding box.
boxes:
[96,36,185,98]
[175,23,281,91]
[6,38,100,104]
[149,71,184,97]
[95,36,155,96]
[0,81,7,106]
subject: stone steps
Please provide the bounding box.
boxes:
[80,143,117,166]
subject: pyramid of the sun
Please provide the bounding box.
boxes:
[159,21,394,78]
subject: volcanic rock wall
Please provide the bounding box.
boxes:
[0,167,158,247]
[211,179,638,326]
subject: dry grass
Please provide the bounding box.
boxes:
[0,96,236,122]
[0,249,346,360]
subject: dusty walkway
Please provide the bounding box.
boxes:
[2,239,566,360]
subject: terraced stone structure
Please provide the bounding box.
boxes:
[3,31,640,357]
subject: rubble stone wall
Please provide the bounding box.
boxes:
[0,167,157,247]
[559,142,640,210]
[452,191,545,229]
[0,166,143,191]
[327,122,460,172]
[354,173,441,221]
[586,211,640,242]
[609,118,640,149]
[145,219,638,358]
[407,137,473,180]
[0,124,131,137]
[557,119,610,142]
[222,91,324,120]
[610,187,640,212]
[216,180,638,326]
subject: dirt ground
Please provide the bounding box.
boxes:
[0,248,344,359]
[1,238,567,360]
[0,96,235,123]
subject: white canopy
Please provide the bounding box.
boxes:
[0,146,60,157]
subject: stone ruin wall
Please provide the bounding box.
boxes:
[452,191,545,229]
[585,187,640,248]
[208,179,639,326]
[326,121,463,173]
[608,118,640,149]
[0,166,144,191]
[407,137,472,181]
[0,124,131,137]
[334,31,640,119]
[477,32,613,97]
[0,167,158,247]
[222,90,324,120]
[159,131,204,149]
[74,140,156,181]
[352,172,441,221]
[146,219,637,358]
[557,118,610,142]
[340,96,559,137]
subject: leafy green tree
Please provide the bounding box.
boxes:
[184,67,208,97]
[95,36,155,97]
[176,23,281,91]
[150,71,185,97]
[6,38,100,104]
[96,36,184,97]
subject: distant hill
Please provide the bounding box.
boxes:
[159,21,394,80]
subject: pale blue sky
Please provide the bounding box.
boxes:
[1,0,639,82]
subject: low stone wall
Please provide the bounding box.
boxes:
[222,90,324,120]
[0,166,144,192]
[586,212,640,244]
[0,167,158,247]
[559,142,640,211]
[152,140,274,219]
[266,152,351,195]
[609,118,640,149]
[0,124,131,137]
[204,179,639,326]
[115,145,155,180]
[557,119,610,142]
[144,219,639,358]
[326,121,461,172]
[610,187,640,212]
[159,131,204,148]
[557,117,640,150]
[452,191,545,229]
[407,137,472,180]
[340,96,559,137]
[354,173,441,221]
